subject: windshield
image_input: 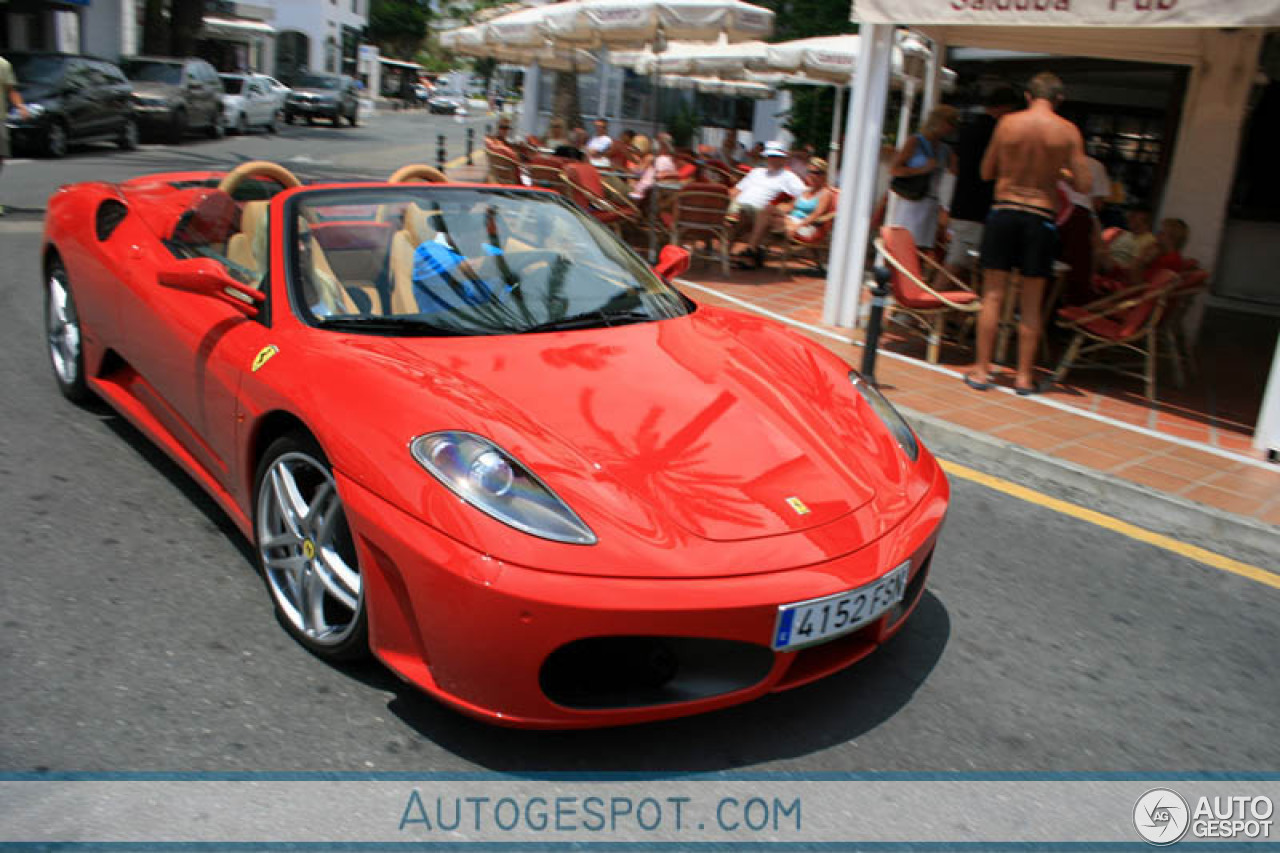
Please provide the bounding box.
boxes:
[10,55,68,85]
[122,60,182,85]
[297,74,339,90]
[219,75,244,94]
[288,187,691,336]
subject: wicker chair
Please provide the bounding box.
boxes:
[1052,268,1187,400]
[661,182,732,275]
[874,225,982,364]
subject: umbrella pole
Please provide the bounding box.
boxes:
[828,84,844,183]
[649,61,662,262]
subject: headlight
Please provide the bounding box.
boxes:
[132,94,166,107]
[410,431,597,545]
[849,372,919,462]
[9,102,43,119]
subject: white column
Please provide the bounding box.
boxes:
[921,35,945,115]
[1162,30,1262,282]
[827,85,844,183]
[896,77,917,148]
[1256,337,1280,458]
[822,22,894,329]
[519,63,542,139]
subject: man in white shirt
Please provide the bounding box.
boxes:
[585,118,612,167]
[730,141,807,268]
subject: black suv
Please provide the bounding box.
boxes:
[5,52,137,158]
[284,73,359,126]
[121,56,224,142]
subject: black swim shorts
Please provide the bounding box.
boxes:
[979,208,1058,279]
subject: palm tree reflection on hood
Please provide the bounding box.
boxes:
[578,387,762,529]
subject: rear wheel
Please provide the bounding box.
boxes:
[268,110,280,133]
[255,434,368,662]
[45,258,89,404]
[117,116,139,150]
[284,111,295,125]
[208,109,225,138]
[235,112,248,135]
[347,105,358,127]
[45,121,69,158]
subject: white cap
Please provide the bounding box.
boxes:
[763,141,788,158]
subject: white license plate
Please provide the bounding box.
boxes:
[772,561,910,651]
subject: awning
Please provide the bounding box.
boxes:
[202,16,276,38]
[850,0,1280,28]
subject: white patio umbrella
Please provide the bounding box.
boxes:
[660,74,774,98]
[453,0,774,137]
[613,32,946,180]
[440,27,598,73]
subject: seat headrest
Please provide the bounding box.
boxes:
[402,203,439,246]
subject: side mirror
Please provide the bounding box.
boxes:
[653,245,691,281]
[157,258,263,317]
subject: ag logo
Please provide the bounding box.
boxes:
[252,345,279,373]
[1134,788,1190,845]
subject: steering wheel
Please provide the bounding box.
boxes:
[388,164,448,184]
[217,160,303,197]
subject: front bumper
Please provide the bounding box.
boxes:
[337,457,948,729]
[286,100,339,118]
[6,118,51,149]
[131,103,179,128]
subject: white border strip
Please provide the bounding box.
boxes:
[679,279,1277,473]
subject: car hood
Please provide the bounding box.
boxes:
[319,308,923,559]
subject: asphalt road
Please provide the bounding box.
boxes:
[1,113,1277,773]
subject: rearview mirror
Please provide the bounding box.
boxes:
[653,245,691,281]
[157,258,264,317]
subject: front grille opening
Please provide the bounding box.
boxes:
[540,636,774,710]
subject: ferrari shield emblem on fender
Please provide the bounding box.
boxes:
[252,345,279,373]
[786,497,811,516]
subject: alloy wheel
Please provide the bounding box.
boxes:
[257,449,364,654]
[45,262,87,402]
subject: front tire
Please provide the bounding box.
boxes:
[45,121,69,158]
[45,258,90,404]
[235,112,248,135]
[117,116,139,151]
[169,108,188,144]
[347,105,358,127]
[208,109,225,139]
[255,434,368,662]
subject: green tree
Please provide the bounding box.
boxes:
[369,0,430,60]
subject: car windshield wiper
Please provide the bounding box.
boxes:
[315,316,477,336]
[523,309,655,334]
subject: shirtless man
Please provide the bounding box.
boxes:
[965,72,1091,395]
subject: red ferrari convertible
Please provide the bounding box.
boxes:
[42,160,948,728]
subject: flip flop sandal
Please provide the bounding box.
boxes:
[963,374,994,391]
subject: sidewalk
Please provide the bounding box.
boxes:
[441,155,1280,566]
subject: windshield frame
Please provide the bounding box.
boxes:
[281,185,694,338]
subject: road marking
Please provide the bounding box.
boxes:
[939,458,1280,591]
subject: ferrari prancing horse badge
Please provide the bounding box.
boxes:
[252,345,279,373]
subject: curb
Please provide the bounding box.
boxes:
[901,406,1280,570]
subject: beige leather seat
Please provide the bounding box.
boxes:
[386,203,440,315]
[226,201,269,285]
